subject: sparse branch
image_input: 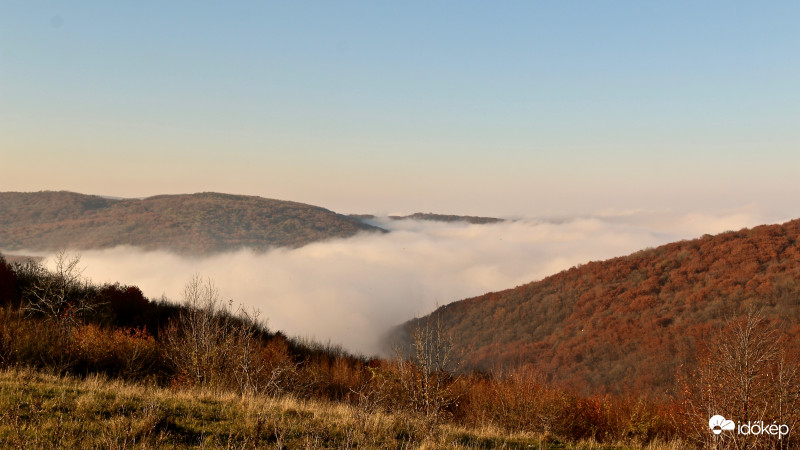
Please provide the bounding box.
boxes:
[22,250,95,325]
[678,309,800,448]
[395,306,461,431]
[163,275,273,395]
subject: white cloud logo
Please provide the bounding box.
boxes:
[709,415,736,435]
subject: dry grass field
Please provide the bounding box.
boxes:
[0,367,684,449]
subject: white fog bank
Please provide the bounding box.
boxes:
[30,206,792,356]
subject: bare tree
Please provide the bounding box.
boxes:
[679,310,800,449]
[395,308,460,431]
[22,250,95,325]
[719,312,780,425]
[773,352,800,450]
[230,307,271,396]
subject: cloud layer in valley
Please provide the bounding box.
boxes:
[26,206,789,356]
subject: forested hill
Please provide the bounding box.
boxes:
[351,213,503,224]
[388,213,503,224]
[0,191,384,254]
[404,218,800,396]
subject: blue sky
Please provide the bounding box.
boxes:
[2,1,799,216]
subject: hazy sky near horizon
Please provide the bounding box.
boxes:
[2,1,799,216]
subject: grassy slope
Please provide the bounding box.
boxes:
[0,191,383,254]
[0,368,679,449]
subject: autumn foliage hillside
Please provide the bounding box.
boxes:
[407,218,800,396]
[0,252,687,447]
[2,248,800,446]
[0,191,384,254]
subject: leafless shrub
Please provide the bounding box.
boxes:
[163,275,275,395]
[394,309,461,434]
[163,275,228,388]
[350,367,390,415]
[231,307,271,396]
[0,306,74,373]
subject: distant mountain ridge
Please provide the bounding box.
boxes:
[351,213,503,224]
[0,191,384,254]
[402,218,800,396]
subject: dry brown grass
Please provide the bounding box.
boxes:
[0,367,682,449]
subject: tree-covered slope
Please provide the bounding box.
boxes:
[0,191,384,254]
[388,213,503,224]
[405,218,800,396]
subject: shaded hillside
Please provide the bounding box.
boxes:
[0,191,384,254]
[390,212,503,224]
[351,213,503,224]
[404,218,800,396]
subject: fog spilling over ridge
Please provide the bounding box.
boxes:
[30,207,786,356]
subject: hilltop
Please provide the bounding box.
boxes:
[0,191,384,254]
[403,218,800,396]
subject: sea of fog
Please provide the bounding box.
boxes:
[26,206,789,356]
